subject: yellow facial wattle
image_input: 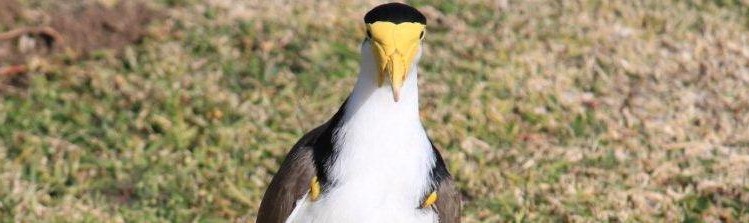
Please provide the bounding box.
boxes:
[366,22,425,102]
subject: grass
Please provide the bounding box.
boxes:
[1,0,749,222]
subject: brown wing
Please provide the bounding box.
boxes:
[435,177,461,223]
[256,126,325,223]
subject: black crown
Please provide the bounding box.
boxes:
[364,3,426,25]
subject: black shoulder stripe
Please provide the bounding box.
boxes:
[417,139,451,209]
[312,98,349,189]
[428,140,451,188]
[364,3,426,25]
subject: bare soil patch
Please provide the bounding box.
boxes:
[0,0,160,64]
[0,0,161,95]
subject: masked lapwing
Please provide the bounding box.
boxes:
[257,3,460,222]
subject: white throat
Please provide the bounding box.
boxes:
[286,41,437,223]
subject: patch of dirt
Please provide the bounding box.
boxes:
[0,0,161,64]
[0,0,162,96]
[49,1,160,57]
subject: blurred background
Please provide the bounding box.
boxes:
[1,0,748,222]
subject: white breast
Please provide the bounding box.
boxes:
[285,62,438,223]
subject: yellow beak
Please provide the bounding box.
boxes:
[367,22,425,102]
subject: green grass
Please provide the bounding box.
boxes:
[2,0,749,222]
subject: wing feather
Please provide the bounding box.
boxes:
[435,177,461,223]
[256,126,326,223]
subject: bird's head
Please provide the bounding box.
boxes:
[364,3,426,102]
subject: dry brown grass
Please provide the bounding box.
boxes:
[1,0,748,222]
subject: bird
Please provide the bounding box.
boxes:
[257,3,460,223]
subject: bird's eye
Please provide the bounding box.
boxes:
[419,31,425,39]
[367,30,372,38]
